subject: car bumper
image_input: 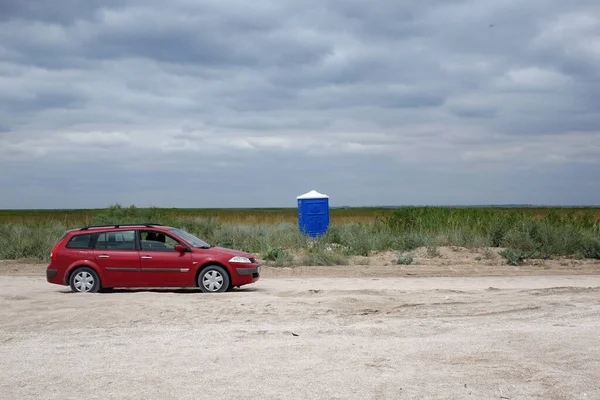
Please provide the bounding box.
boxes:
[46,269,60,284]
[235,266,261,276]
[232,265,260,286]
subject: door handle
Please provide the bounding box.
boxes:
[141,256,153,259]
[98,255,110,258]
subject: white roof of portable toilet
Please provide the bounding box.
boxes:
[297,190,329,199]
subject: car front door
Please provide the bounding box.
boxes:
[93,230,142,287]
[138,230,194,287]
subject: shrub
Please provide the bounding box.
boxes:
[398,232,428,251]
[262,246,293,266]
[397,252,414,265]
[263,246,284,261]
[298,241,348,266]
[578,235,600,259]
[499,249,534,266]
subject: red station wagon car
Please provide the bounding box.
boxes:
[46,223,260,293]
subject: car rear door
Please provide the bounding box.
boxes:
[138,229,194,287]
[93,230,142,287]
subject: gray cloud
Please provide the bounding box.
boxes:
[0,0,599,208]
[0,0,126,24]
[450,107,497,119]
[0,91,84,113]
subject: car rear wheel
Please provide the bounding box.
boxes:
[69,267,101,293]
[198,265,229,293]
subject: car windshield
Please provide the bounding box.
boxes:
[168,228,212,248]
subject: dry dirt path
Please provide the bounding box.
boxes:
[1,269,600,399]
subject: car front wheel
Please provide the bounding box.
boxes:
[69,267,101,293]
[198,265,230,293]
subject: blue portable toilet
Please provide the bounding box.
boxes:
[297,190,330,238]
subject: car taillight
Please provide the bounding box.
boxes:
[50,234,67,261]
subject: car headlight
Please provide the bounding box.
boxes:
[229,256,252,263]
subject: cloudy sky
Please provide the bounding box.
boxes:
[1,0,599,208]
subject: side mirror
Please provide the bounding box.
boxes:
[175,244,186,252]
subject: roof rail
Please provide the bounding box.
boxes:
[80,223,163,231]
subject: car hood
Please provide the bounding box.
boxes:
[203,246,254,259]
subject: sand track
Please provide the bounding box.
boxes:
[1,260,600,399]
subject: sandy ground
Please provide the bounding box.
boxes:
[1,256,600,399]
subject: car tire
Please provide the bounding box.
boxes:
[69,267,101,293]
[198,265,230,293]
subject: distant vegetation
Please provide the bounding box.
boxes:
[0,206,394,225]
[0,204,599,263]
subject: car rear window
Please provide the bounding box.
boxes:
[66,233,94,249]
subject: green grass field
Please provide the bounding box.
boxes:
[1,205,599,263]
[0,207,396,225]
[2,206,600,224]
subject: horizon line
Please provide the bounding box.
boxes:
[1,204,600,211]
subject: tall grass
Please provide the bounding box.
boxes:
[0,206,395,224]
[0,221,70,260]
[0,205,599,263]
[384,207,600,258]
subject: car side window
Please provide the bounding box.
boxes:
[140,230,180,251]
[66,233,94,249]
[94,230,136,250]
